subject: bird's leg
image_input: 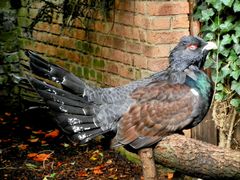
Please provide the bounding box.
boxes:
[138,147,157,180]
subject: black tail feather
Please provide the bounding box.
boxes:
[26,50,86,94]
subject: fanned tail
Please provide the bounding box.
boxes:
[26,51,108,143]
[25,50,86,95]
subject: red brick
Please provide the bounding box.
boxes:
[112,37,125,51]
[105,62,119,74]
[190,21,201,35]
[29,8,38,19]
[147,17,171,30]
[46,45,58,56]
[143,44,170,58]
[66,50,80,63]
[74,29,86,40]
[126,41,142,54]
[59,37,75,49]
[49,24,61,35]
[88,32,97,43]
[133,54,147,69]
[172,15,189,29]
[147,31,189,44]
[118,64,135,79]
[134,14,148,27]
[95,21,106,32]
[115,11,134,25]
[146,2,189,16]
[115,0,145,14]
[34,22,50,32]
[48,34,60,45]
[97,34,113,47]
[147,58,169,72]
[34,42,49,54]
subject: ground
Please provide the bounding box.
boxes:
[0,110,142,179]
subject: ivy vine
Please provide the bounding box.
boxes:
[194,0,240,110]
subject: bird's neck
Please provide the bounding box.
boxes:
[185,68,213,99]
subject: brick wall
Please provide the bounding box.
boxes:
[18,0,190,87]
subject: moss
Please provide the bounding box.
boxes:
[96,71,103,83]
[17,8,28,17]
[115,146,141,165]
[0,0,10,8]
[89,69,96,79]
[17,17,31,27]
[0,30,19,42]
[93,58,105,69]
[83,67,89,79]
[4,53,19,63]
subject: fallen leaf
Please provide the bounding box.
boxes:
[33,153,51,162]
[25,163,38,169]
[93,168,103,175]
[41,140,47,144]
[5,112,11,116]
[27,153,38,158]
[18,144,28,150]
[168,172,174,179]
[92,165,104,175]
[57,161,62,167]
[25,126,32,130]
[32,130,45,134]
[45,129,60,138]
[78,170,88,177]
[28,138,39,143]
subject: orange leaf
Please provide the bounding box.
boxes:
[32,130,45,134]
[167,172,174,180]
[33,153,51,162]
[45,129,60,138]
[57,162,62,167]
[5,112,11,116]
[93,167,103,175]
[41,140,47,144]
[27,153,38,158]
[28,138,39,143]
[18,144,28,150]
[78,170,88,177]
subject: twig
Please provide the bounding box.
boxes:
[138,148,157,180]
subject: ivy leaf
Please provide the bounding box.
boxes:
[233,0,240,12]
[234,26,240,37]
[221,65,231,77]
[205,32,215,40]
[231,80,240,95]
[220,21,233,33]
[230,70,240,80]
[212,1,223,11]
[233,44,240,55]
[220,0,234,7]
[215,92,225,101]
[216,83,224,91]
[221,34,232,45]
[201,8,215,21]
[204,57,215,68]
[230,98,240,107]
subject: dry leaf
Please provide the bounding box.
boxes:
[28,138,39,143]
[32,130,45,134]
[33,153,51,162]
[167,172,174,179]
[78,170,88,177]
[25,126,32,130]
[93,165,104,175]
[18,144,28,150]
[27,153,38,158]
[45,129,60,138]
[5,112,11,116]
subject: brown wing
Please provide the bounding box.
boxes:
[114,81,199,149]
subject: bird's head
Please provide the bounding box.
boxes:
[169,36,217,71]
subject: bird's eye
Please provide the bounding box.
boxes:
[187,44,198,50]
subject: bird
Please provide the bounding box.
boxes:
[25,36,217,149]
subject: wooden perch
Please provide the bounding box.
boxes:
[153,134,240,179]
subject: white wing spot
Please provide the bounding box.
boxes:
[191,88,199,96]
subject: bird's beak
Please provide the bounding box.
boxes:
[202,42,218,52]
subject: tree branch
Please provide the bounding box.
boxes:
[153,134,240,179]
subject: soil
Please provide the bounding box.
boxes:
[0,110,143,179]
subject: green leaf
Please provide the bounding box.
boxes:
[201,8,215,21]
[235,26,240,37]
[230,70,240,80]
[220,0,234,7]
[204,57,215,68]
[233,44,240,55]
[221,65,231,77]
[220,21,234,33]
[231,80,240,95]
[221,34,232,45]
[212,1,223,11]
[205,32,215,40]
[233,0,240,12]
[230,98,240,107]
[216,83,224,91]
[228,49,238,62]
[215,92,225,101]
